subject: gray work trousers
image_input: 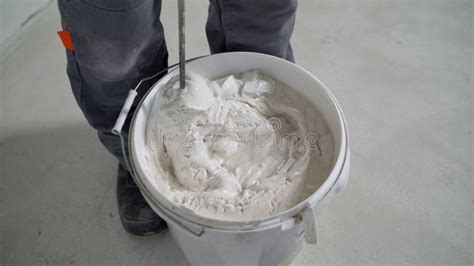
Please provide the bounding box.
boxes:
[58,0,297,169]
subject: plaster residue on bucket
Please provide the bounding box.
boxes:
[145,70,333,221]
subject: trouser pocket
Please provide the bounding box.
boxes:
[64,0,165,81]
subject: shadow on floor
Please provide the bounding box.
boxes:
[1,123,188,265]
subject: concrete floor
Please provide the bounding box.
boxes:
[1,0,472,265]
[0,0,51,45]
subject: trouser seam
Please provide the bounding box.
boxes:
[221,0,229,51]
[61,1,85,110]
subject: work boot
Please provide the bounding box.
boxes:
[116,164,167,236]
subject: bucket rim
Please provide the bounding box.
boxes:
[129,52,349,230]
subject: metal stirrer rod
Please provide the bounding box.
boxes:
[178,0,185,89]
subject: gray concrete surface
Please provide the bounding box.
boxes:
[1,0,472,265]
[0,0,52,61]
[0,0,51,43]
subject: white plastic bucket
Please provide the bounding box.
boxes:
[129,52,350,266]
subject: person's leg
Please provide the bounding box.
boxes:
[205,0,297,62]
[58,0,168,166]
[57,0,168,236]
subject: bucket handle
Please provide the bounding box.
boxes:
[111,56,207,176]
[111,66,175,176]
